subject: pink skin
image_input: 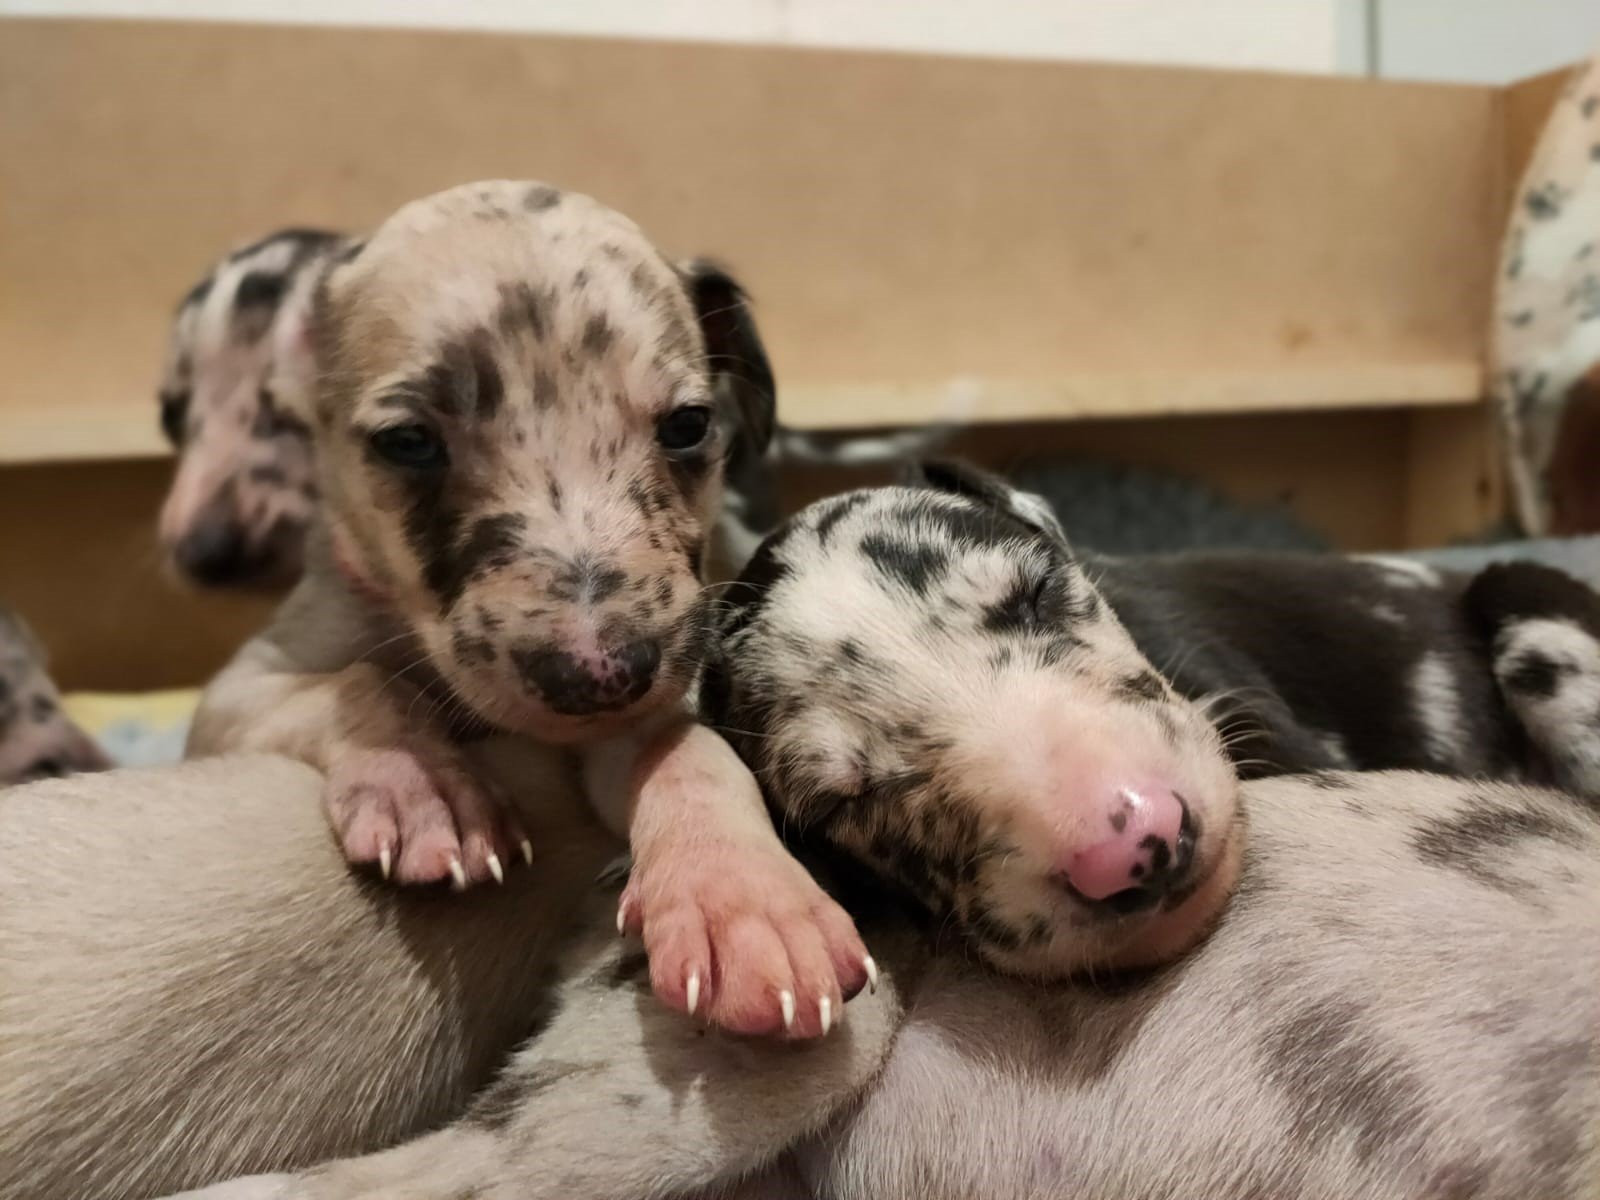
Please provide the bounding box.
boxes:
[619,724,871,1039]
[1061,784,1186,902]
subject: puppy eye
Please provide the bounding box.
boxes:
[985,570,1057,633]
[656,405,713,453]
[368,424,448,471]
[158,389,190,446]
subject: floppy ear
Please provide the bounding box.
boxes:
[681,260,776,457]
[908,458,1068,544]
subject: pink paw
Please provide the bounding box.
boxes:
[325,744,530,889]
[620,838,874,1039]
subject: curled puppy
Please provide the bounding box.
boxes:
[176,472,1600,1200]
[188,181,865,1039]
[0,605,109,786]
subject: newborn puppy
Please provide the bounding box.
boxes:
[0,606,109,786]
[157,228,348,588]
[173,473,1598,1200]
[188,181,865,1039]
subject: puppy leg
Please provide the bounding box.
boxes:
[598,722,872,1040]
[1466,562,1600,800]
[192,649,526,887]
[169,925,906,1200]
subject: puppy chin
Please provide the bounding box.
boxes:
[1098,818,1245,973]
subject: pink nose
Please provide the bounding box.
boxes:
[1062,785,1188,903]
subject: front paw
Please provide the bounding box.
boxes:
[326,744,530,889]
[620,839,874,1039]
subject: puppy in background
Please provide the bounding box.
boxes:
[0,605,110,787]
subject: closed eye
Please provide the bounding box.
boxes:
[984,569,1056,634]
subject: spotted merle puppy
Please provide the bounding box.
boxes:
[190,181,869,1040]
[173,471,1599,1200]
[155,227,938,590]
[0,606,108,787]
[157,228,349,588]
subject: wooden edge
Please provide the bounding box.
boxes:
[780,362,1484,431]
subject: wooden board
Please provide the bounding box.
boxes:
[1,18,1502,459]
[0,459,275,693]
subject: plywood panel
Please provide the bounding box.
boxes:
[0,459,274,691]
[1,18,1500,456]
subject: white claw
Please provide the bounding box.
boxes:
[686,972,700,1017]
[486,853,505,885]
[863,954,880,994]
[780,989,796,1032]
[819,995,833,1036]
[520,838,534,866]
[449,858,467,891]
[378,847,392,881]
[616,903,628,936]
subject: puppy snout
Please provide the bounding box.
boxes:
[513,638,661,715]
[1056,785,1195,913]
[173,516,251,587]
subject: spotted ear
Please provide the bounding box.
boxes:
[680,260,776,459]
[910,458,1068,544]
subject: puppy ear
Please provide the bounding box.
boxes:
[680,260,776,456]
[909,458,1068,544]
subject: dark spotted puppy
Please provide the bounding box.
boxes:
[190,181,868,1040]
[0,607,108,787]
[157,228,349,588]
[155,226,940,590]
[178,473,1599,1200]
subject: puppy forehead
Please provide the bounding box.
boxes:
[335,182,692,346]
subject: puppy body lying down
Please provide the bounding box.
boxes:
[5,476,1597,1198]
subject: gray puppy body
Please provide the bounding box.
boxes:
[170,771,1600,1200]
[0,743,614,1200]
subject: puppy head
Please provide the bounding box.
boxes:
[157,229,346,589]
[706,462,1241,978]
[0,608,111,787]
[313,181,774,743]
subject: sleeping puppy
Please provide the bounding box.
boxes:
[186,180,867,1038]
[168,471,1600,1200]
[0,605,109,787]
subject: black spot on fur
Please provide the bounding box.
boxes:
[582,315,615,355]
[532,366,556,411]
[860,534,949,596]
[1263,997,1427,1162]
[1502,650,1568,698]
[28,693,57,722]
[496,282,548,343]
[813,492,869,546]
[252,390,311,440]
[423,513,527,609]
[248,464,288,486]
[1117,670,1167,703]
[233,270,287,312]
[523,184,562,212]
[468,332,504,419]
[1411,797,1583,894]
[451,626,497,666]
[547,478,563,513]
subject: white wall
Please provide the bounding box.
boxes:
[1374,0,1600,83]
[0,0,1346,74]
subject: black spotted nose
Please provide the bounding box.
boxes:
[513,639,661,715]
[173,519,252,587]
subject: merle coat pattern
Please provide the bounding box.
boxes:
[156,472,1600,1200]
